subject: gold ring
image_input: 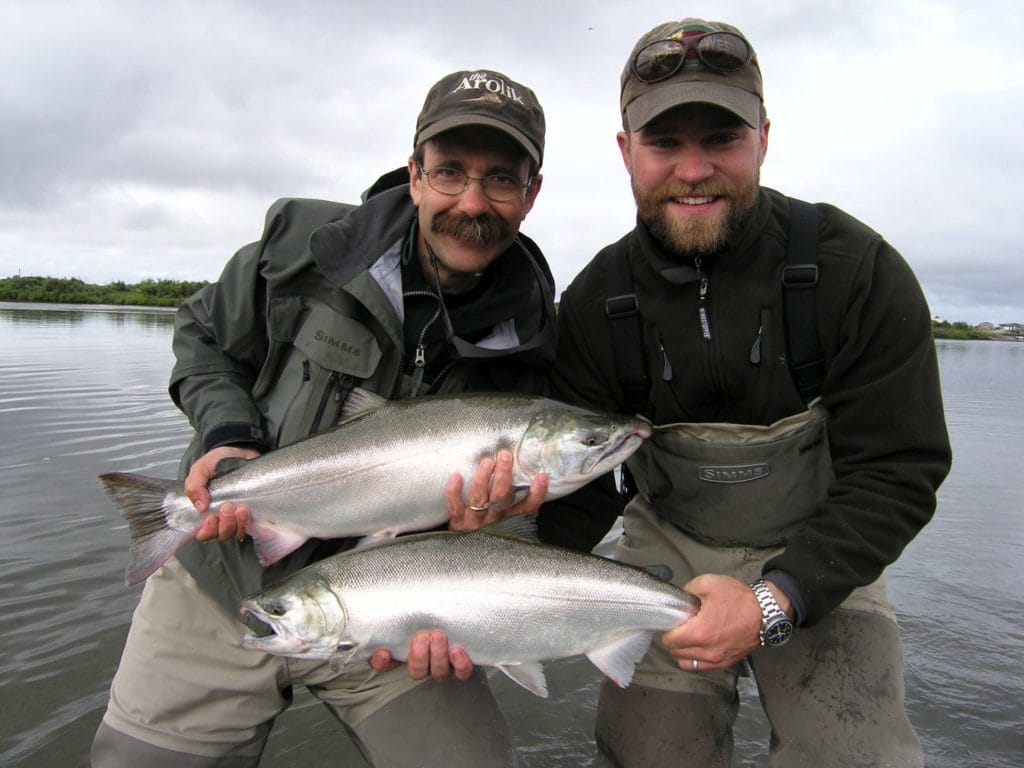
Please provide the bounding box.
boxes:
[468,504,488,512]
[691,658,700,673]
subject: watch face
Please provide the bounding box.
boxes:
[764,617,794,647]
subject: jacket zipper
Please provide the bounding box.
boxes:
[695,256,712,341]
[402,289,443,396]
[310,372,355,435]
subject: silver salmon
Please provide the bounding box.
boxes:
[240,523,699,697]
[99,390,651,586]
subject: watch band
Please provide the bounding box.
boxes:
[751,578,794,647]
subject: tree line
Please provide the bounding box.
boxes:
[0,275,1005,339]
[0,276,208,307]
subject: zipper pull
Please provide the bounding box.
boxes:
[414,344,426,368]
[750,324,762,364]
[695,258,712,341]
[659,336,673,381]
[302,359,311,382]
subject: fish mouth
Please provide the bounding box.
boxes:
[240,603,310,655]
[588,422,652,473]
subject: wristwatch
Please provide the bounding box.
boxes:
[751,578,794,648]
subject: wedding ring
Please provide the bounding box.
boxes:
[468,504,488,512]
[691,658,700,673]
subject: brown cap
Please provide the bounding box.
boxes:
[620,18,763,130]
[415,69,546,167]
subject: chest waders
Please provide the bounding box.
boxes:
[596,201,921,768]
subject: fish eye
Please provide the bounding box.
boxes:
[266,599,288,616]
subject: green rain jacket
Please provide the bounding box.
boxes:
[168,180,618,628]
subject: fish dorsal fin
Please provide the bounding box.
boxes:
[481,515,541,543]
[248,521,310,566]
[496,661,549,698]
[339,387,388,423]
[585,631,656,688]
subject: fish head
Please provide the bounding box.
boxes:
[518,405,653,496]
[240,578,348,660]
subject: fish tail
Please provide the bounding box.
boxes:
[98,472,200,586]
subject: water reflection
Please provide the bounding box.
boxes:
[0,310,1021,768]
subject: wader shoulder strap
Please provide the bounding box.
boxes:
[782,198,825,404]
[604,234,651,415]
[605,200,825,415]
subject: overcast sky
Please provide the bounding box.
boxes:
[2,0,1021,324]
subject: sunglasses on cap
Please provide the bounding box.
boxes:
[632,32,752,83]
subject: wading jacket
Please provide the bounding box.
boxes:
[168,180,617,628]
[551,187,952,626]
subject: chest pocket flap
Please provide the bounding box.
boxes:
[293,303,382,378]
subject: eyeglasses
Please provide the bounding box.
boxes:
[418,165,530,203]
[633,32,752,83]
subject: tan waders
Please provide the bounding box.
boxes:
[91,559,521,768]
[595,406,924,767]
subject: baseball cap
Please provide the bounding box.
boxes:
[620,19,763,131]
[415,69,546,167]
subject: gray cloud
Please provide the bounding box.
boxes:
[1,0,1020,324]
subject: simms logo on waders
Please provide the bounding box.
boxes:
[698,464,770,483]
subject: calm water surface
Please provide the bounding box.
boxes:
[0,302,1021,767]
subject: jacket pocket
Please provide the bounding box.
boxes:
[255,299,383,446]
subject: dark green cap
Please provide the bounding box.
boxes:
[415,69,546,167]
[621,18,763,130]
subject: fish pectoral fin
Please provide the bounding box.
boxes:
[339,387,387,423]
[586,632,656,688]
[495,662,548,698]
[249,522,309,567]
[354,529,400,549]
[328,643,362,672]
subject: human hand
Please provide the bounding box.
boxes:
[446,449,548,531]
[369,630,475,681]
[184,445,261,541]
[661,573,775,673]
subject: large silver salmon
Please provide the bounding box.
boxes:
[240,524,699,697]
[99,390,651,586]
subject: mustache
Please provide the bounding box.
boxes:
[432,212,512,245]
[656,182,733,201]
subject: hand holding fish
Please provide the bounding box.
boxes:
[446,449,549,531]
[185,446,261,541]
[661,573,789,672]
[369,630,475,681]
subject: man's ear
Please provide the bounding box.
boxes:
[408,157,422,206]
[617,131,634,175]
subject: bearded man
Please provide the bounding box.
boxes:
[551,18,951,768]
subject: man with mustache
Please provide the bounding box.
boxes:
[92,69,617,768]
[552,19,951,767]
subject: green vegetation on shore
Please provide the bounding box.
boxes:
[0,275,1016,340]
[930,321,993,340]
[0,275,208,307]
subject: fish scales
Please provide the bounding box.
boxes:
[99,391,652,585]
[241,527,698,696]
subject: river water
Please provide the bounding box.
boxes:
[0,302,1021,767]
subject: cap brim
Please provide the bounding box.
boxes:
[416,115,541,166]
[625,82,761,130]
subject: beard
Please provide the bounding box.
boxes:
[431,211,512,246]
[633,171,760,260]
